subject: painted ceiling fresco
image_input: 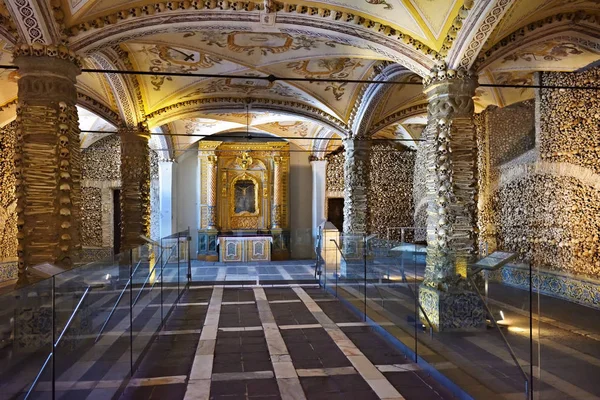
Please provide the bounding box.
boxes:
[58,0,463,50]
[167,112,327,157]
[124,31,379,119]
[0,0,598,158]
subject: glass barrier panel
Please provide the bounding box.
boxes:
[131,244,162,372]
[535,250,600,400]
[415,247,532,400]
[0,279,53,400]
[52,254,130,399]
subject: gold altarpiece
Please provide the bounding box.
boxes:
[197,141,290,262]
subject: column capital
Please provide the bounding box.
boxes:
[423,65,478,120]
[13,45,81,105]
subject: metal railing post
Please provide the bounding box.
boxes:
[363,233,367,322]
[177,235,181,296]
[129,248,133,376]
[51,275,56,400]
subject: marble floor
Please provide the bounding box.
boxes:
[124,285,454,400]
[189,260,319,283]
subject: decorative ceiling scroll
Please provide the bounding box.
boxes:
[4,0,62,44]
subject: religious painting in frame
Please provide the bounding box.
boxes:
[230,174,260,217]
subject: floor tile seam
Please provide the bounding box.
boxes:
[292,286,405,400]
[253,287,307,400]
[185,287,223,398]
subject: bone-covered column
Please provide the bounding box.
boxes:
[271,155,283,229]
[13,45,83,278]
[418,65,485,332]
[343,138,370,235]
[206,154,218,230]
[422,66,478,285]
[119,123,151,250]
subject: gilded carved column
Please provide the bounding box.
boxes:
[13,44,83,279]
[343,138,370,235]
[206,154,218,230]
[419,64,484,331]
[271,155,283,229]
[119,123,151,250]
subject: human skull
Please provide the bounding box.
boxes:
[57,45,69,59]
[60,159,70,171]
[31,43,46,57]
[46,46,58,57]
[437,69,447,79]
[60,171,70,180]
[60,207,71,216]
[14,169,21,179]
[59,195,71,205]
[60,147,70,158]
[61,233,71,241]
[438,143,448,154]
[61,221,71,229]
[438,118,448,128]
[58,113,68,123]
[18,44,31,56]
[60,182,71,191]
[59,135,69,147]
[58,102,68,113]
[447,69,456,79]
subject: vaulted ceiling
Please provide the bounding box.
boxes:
[0,0,598,157]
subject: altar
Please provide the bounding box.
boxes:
[196,140,290,262]
[219,234,272,262]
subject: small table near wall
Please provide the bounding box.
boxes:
[219,233,272,262]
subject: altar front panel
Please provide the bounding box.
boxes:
[219,236,272,263]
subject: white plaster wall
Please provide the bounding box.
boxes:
[289,145,314,259]
[174,150,200,256]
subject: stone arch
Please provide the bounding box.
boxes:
[351,63,412,137]
[67,14,436,76]
[146,98,349,137]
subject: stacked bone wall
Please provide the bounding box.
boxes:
[477,100,536,253]
[368,143,415,238]
[0,122,17,281]
[81,135,121,259]
[325,144,416,238]
[325,151,344,193]
[412,129,430,241]
[150,150,160,241]
[485,68,600,282]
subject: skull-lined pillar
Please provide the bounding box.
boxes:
[206,154,218,230]
[119,123,151,250]
[419,65,485,331]
[342,137,370,236]
[271,155,283,229]
[13,45,83,281]
[340,137,370,275]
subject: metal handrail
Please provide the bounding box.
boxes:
[95,257,145,343]
[149,245,176,292]
[132,246,172,306]
[25,285,91,399]
[330,239,349,264]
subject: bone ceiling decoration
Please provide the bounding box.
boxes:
[0,0,597,149]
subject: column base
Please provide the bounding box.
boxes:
[419,285,486,332]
